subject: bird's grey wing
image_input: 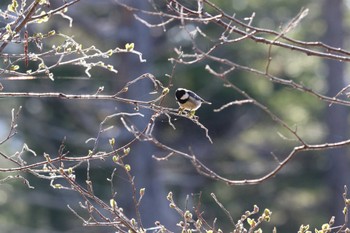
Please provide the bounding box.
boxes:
[188,91,204,101]
[188,91,211,104]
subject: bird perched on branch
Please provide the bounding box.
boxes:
[175,88,211,116]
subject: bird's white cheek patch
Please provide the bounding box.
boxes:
[180,93,189,100]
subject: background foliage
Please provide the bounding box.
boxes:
[0,0,350,232]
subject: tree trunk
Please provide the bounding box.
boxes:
[323,0,350,225]
[116,2,177,229]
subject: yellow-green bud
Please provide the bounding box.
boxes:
[124,164,131,172]
[123,147,130,155]
[110,199,117,209]
[112,155,119,163]
[140,188,145,196]
[125,43,135,51]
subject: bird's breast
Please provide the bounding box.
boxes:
[180,101,201,110]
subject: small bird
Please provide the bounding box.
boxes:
[175,88,211,113]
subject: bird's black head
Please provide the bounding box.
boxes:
[175,89,188,103]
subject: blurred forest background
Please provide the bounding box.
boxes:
[0,0,350,232]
